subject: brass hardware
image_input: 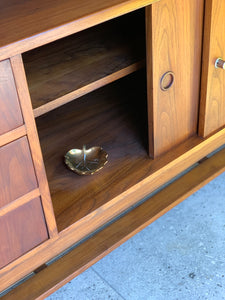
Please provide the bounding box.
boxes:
[160,71,175,91]
[215,58,225,70]
[65,145,108,175]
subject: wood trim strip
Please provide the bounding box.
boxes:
[0,126,26,147]
[2,145,225,300]
[1,129,225,292]
[0,189,40,218]
[34,61,145,117]
[0,0,159,61]
[10,55,58,238]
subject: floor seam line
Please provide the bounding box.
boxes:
[91,267,126,300]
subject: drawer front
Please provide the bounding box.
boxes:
[0,137,38,208]
[0,59,24,135]
[0,197,48,269]
[199,0,225,137]
[146,0,204,157]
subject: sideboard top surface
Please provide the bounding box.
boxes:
[0,0,159,60]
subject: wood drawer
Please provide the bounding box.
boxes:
[0,137,38,208]
[0,197,48,269]
[0,59,24,135]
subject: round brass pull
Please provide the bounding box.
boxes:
[215,58,225,70]
[160,71,175,91]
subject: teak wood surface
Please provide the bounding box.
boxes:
[0,0,159,61]
[1,0,225,297]
[0,59,24,135]
[199,0,225,137]
[0,137,38,208]
[146,0,204,157]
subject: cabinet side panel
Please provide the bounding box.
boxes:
[0,60,24,135]
[146,0,204,157]
[199,0,225,137]
[0,197,48,269]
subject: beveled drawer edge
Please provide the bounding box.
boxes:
[0,189,40,217]
[0,126,26,148]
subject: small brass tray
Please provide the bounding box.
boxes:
[64,145,108,175]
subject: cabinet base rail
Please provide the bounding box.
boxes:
[2,145,225,300]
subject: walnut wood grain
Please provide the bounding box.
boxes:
[0,60,23,135]
[23,10,145,113]
[3,144,225,299]
[0,0,159,61]
[10,55,58,238]
[146,0,204,157]
[0,137,38,209]
[0,197,48,270]
[199,0,225,137]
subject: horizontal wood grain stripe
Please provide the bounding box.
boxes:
[3,145,225,299]
[0,189,40,217]
[33,61,145,117]
[0,126,26,147]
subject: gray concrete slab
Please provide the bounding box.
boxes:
[47,171,225,300]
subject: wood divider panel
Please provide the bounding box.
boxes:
[0,189,40,218]
[10,55,58,238]
[2,145,225,299]
[0,126,26,147]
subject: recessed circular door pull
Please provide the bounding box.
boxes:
[215,58,225,69]
[160,71,175,91]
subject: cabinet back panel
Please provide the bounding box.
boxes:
[0,137,38,208]
[146,0,204,157]
[0,197,48,269]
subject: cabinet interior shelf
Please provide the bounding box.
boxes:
[23,9,146,117]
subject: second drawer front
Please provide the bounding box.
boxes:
[0,59,24,135]
[0,137,38,208]
[0,197,48,269]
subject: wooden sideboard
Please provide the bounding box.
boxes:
[1,0,225,298]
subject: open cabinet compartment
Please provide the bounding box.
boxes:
[35,71,151,232]
[22,8,152,233]
[23,9,146,117]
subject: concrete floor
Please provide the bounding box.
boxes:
[47,171,225,300]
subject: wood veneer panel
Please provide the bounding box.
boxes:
[23,10,145,112]
[146,0,204,157]
[0,197,48,270]
[3,145,225,299]
[0,137,38,208]
[0,60,23,135]
[36,72,150,231]
[0,0,159,60]
[199,0,225,137]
